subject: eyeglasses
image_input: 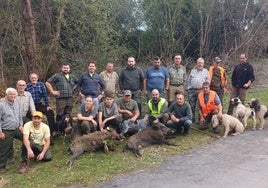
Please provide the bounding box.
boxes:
[18,85,26,86]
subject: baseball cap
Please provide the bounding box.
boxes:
[124,90,132,96]
[32,111,43,118]
[213,57,221,63]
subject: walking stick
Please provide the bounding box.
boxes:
[190,126,220,139]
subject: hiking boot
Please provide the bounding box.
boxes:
[18,163,29,173]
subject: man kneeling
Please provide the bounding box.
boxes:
[19,111,52,173]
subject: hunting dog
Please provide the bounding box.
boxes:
[212,114,244,137]
[248,98,268,130]
[232,97,256,129]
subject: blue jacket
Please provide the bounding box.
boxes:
[77,72,105,98]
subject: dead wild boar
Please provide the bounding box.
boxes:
[66,128,124,167]
[124,121,177,157]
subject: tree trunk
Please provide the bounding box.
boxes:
[0,28,6,85]
[21,0,38,74]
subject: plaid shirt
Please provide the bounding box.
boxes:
[187,68,210,90]
[47,72,77,98]
[26,82,50,107]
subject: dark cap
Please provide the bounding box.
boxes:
[213,57,221,63]
[124,90,132,96]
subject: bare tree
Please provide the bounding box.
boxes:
[21,0,38,74]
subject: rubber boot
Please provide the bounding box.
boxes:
[176,126,182,136]
[182,125,189,136]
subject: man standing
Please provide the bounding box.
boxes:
[187,57,210,122]
[45,64,77,133]
[26,73,56,134]
[99,61,119,95]
[19,111,52,173]
[144,89,169,125]
[16,80,36,123]
[144,56,170,98]
[197,82,223,133]
[0,88,23,173]
[227,53,255,115]
[77,61,105,110]
[119,56,144,114]
[208,57,227,103]
[167,54,187,106]
[166,92,193,136]
[7,80,35,164]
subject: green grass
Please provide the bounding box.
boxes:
[1,88,268,188]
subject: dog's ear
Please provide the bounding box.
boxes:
[254,100,261,111]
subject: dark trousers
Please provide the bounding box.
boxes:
[21,143,52,163]
[55,97,73,116]
[0,129,22,169]
[8,117,31,160]
[131,90,142,116]
[103,118,121,133]
[227,86,248,115]
[187,88,202,122]
[36,103,56,133]
[166,119,192,134]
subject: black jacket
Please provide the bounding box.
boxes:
[231,62,255,88]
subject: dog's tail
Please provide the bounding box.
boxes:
[264,110,268,118]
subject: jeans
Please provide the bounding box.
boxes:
[166,119,192,134]
[120,119,148,135]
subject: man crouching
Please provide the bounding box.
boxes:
[197,81,223,133]
[166,92,193,136]
[19,111,52,173]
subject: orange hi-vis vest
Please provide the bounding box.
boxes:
[198,90,218,117]
[209,66,227,92]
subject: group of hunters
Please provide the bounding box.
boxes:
[0,53,255,173]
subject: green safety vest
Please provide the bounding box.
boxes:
[148,98,166,117]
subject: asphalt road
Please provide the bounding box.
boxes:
[93,127,268,188]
